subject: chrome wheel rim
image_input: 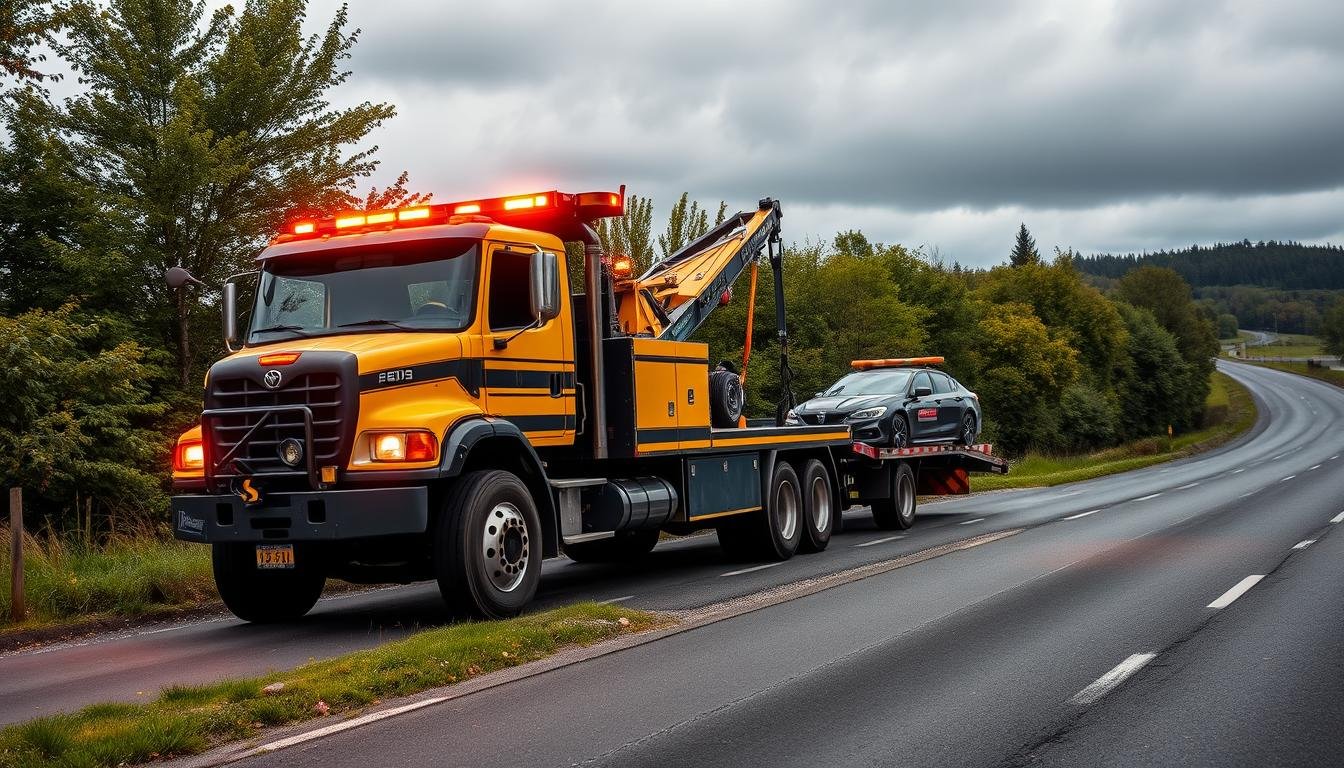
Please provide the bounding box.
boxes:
[810,474,831,534]
[961,416,975,444]
[776,478,799,541]
[898,473,915,523]
[482,502,529,593]
[892,417,908,448]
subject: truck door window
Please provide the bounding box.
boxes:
[488,248,536,330]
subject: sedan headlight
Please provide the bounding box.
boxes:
[849,406,887,420]
[784,409,801,425]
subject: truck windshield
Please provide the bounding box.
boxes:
[249,238,478,344]
[822,369,915,396]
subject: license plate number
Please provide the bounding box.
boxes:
[255,544,295,569]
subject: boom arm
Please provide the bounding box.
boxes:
[612,198,783,341]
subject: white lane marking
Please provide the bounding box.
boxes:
[1309,464,1321,471]
[1292,540,1316,550]
[1054,490,1083,499]
[855,535,906,548]
[599,595,635,604]
[1331,511,1344,524]
[1331,455,1340,461]
[1208,575,1265,609]
[1239,491,1257,499]
[252,696,450,755]
[959,518,985,525]
[1063,509,1101,520]
[1068,653,1158,705]
[1134,493,1162,502]
[720,562,784,577]
[1230,468,1246,474]
[1280,475,1296,482]
[1177,482,1200,490]
[1272,453,1286,460]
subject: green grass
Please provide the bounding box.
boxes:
[974,371,1256,491]
[1235,359,1344,388]
[2,535,215,630]
[0,603,668,768]
[1247,333,1326,358]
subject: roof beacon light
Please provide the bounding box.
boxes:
[398,207,431,221]
[453,203,481,215]
[335,214,366,229]
[292,222,315,235]
[366,211,395,225]
[851,356,946,371]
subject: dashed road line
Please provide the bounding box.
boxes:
[1063,509,1101,521]
[1208,575,1264,609]
[959,518,985,526]
[854,535,906,548]
[1331,511,1344,524]
[1239,491,1257,499]
[720,562,784,577]
[1176,482,1200,490]
[1134,493,1162,502]
[1309,464,1321,471]
[1292,540,1316,550]
[1068,653,1158,705]
[1280,475,1296,482]
[1230,468,1246,474]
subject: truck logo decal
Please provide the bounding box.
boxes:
[917,407,938,422]
[177,510,205,534]
[377,368,413,385]
[263,369,282,389]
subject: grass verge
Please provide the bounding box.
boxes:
[1235,359,1344,388]
[1,534,215,633]
[0,603,667,768]
[974,370,1256,491]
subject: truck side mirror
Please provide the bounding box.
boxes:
[530,250,560,322]
[166,266,204,289]
[222,282,239,350]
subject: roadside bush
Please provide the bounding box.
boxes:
[1054,384,1120,453]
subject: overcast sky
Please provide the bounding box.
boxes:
[318,0,1343,267]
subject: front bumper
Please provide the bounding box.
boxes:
[172,486,428,543]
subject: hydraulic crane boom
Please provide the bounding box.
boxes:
[611,198,783,342]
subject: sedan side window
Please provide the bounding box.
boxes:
[931,373,954,394]
[912,371,933,395]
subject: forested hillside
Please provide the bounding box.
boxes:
[1077,241,1344,290]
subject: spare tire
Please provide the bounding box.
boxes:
[709,369,744,428]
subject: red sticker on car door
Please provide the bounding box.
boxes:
[917,407,938,422]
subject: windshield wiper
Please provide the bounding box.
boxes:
[336,318,417,330]
[250,324,313,337]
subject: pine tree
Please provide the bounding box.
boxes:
[1010,223,1040,267]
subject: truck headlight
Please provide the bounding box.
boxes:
[849,406,887,420]
[367,431,438,463]
[173,437,204,471]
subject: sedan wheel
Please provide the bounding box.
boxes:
[889,414,910,448]
[958,414,976,446]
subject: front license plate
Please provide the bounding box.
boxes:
[255,544,295,569]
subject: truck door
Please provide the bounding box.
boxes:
[481,242,575,447]
[929,372,964,439]
[907,371,940,441]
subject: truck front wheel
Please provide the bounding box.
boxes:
[434,470,542,619]
[211,542,325,623]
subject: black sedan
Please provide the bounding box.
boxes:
[785,362,982,448]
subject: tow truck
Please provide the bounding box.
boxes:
[167,189,1007,621]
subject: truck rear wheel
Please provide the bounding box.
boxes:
[716,459,802,560]
[871,463,916,530]
[434,470,542,619]
[798,458,835,553]
[211,542,325,623]
[563,529,660,563]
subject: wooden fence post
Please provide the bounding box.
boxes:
[8,488,23,623]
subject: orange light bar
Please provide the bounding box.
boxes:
[453,203,481,215]
[259,352,302,366]
[503,196,536,210]
[398,207,431,221]
[366,211,395,225]
[851,356,946,370]
[335,214,366,229]
[293,222,315,235]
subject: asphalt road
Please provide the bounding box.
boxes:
[7,361,1344,767]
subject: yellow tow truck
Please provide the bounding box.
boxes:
[167,189,1005,621]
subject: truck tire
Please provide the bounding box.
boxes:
[871,463,916,530]
[709,369,744,428]
[798,458,835,553]
[716,459,803,560]
[563,529,660,563]
[434,470,542,619]
[211,542,325,623]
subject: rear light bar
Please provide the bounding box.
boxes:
[279,188,625,242]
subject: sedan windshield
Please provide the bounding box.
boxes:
[249,239,478,344]
[822,369,914,396]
